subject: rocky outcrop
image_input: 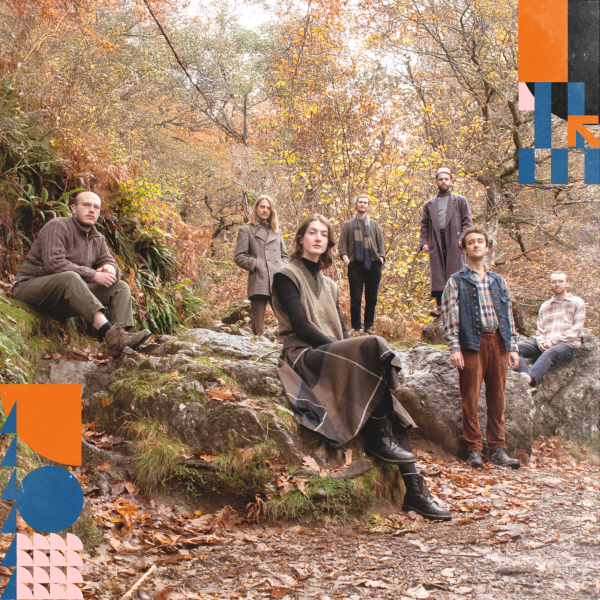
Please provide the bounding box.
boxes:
[394,347,534,456]
[529,330,599,448]
[37,326,600,466]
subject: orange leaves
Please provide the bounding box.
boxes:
[205,387,235,401]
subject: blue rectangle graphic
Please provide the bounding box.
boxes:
[519,149,536,184]
[551,149,569,184]
[535,83,552,149]
[568,82,585,148]
[585,149,600,184]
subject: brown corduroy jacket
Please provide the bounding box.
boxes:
[15,216,120,283]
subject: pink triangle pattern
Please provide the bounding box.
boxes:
[48,535,66,551]
[66,568,83,584]
[49,551,65,567]
[49,568,65,585]
[16,550,33,567]
[32,583,49,599]
[33,568,49,585]
[16,534,33,551]
[32,552,49,568]
[16,567,33,584]
[65,535,83,551]
[49,583,67,599]
[33,535,49,551]
[17,583,33,599]
[65,551,82,567]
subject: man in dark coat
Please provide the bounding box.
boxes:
[420,168,473,317]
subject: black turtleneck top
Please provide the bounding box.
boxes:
[273,257,349,347]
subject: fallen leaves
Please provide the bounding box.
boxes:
[205,387,235,401]
[302,455,320,472]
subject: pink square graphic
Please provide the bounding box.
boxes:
[519,82,535,110]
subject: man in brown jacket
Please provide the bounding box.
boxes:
[420,168,473,317]
[12,191,151,357]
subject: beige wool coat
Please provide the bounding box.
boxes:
[234,223,289,297]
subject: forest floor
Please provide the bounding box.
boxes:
[74,437,600,600]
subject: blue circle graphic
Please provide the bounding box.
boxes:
[16,466,84,533]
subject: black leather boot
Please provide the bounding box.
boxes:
[489,447,521,469]
[402,473,452,521]
[362,417,416,464]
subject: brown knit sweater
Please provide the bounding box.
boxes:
[15,216,120,283]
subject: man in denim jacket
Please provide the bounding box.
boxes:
[441,227,521,470]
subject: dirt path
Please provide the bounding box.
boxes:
[78,438,600,600]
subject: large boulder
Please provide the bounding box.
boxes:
[393,347,533,456]
[530,329,599,448]
[37,326,599,467]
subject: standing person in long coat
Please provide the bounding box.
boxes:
[272,214,451,521]
[234,195,289,336]
[420,168,473,317]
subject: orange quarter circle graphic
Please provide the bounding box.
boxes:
[0,384,82,466]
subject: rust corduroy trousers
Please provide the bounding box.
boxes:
[458,332,508,451]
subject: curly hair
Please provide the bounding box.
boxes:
[459,226,491,249]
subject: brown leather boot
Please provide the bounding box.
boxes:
[105,326,152,358]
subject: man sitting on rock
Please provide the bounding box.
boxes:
[515,272,585,388]
[11,191,151,358]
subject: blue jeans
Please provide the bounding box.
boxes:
[515,341,576,385]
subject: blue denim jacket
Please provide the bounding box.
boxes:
[450,266,513,351]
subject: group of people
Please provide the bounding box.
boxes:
[11,173,586,522]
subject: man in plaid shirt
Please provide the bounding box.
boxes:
[441,227,521,470]
[515,272,585,387]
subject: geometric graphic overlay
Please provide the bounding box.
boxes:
[16,467,83,533]
[519,81,600,184]
[519,0,568,83]
[0,439,17,468]
[1,470,17,501]
[12,533,85,600]
[0,385,86,600]
[0,385,82,466]
[520,0,599,120]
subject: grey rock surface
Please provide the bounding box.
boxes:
[393,346,534,456]
[38,327,598,469]
[530,329,599,448]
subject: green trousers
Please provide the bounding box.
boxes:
[13,271,134,327]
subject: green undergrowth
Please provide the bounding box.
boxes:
[0,297,99,383]
[214,439,279,496]
[266,463,403,524]
[69,513,103,551]
[128,417,188,492]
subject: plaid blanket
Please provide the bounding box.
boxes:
[276,336,416,447]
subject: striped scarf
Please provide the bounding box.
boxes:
[353,214,372,270]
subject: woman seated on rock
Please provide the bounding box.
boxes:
[272,214,451,521]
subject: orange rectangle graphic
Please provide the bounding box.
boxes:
[519,0,568,82]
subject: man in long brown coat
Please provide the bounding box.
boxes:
[419,168,473,317]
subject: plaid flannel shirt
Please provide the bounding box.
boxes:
[535,293,586,348]
[441,265,519,354]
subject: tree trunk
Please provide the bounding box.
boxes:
[477,177,501,264]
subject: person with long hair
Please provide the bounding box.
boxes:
[234,195,289,336]
[272,214,451,521]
